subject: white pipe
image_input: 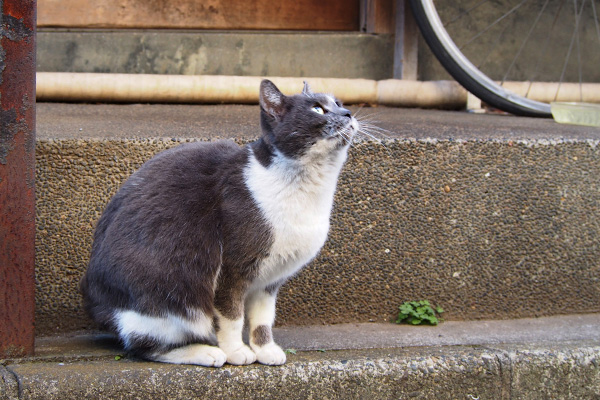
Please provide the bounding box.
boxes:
[377,79,467,108]
[501,81,600,104]
[36,72,465,108]
[36,72,600,108]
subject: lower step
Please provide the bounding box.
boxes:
[7,344,599,400]
[4,315,600,400]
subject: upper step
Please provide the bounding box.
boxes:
[35,103,600,335]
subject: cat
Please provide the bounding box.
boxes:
[80,79,357,367]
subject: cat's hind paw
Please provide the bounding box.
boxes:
[224,345,257,365]
[255,343,286,366]
[154,344,227,367]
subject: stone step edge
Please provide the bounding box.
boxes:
[2,342,599,400]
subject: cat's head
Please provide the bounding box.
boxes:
[258,79,357,162]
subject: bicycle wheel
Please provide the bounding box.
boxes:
[409,0,600,117]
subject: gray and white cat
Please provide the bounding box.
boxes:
[80,80,357,367]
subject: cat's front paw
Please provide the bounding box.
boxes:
[255,343,286,366]
[223,345,257,366]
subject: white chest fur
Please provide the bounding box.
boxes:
[244,144,348,289]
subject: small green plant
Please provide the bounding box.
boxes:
[284,349,297,355]
[395,300,444,326]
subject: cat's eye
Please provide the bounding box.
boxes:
[312,105,325,115]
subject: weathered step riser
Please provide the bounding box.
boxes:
[37,31,394,80]
[35,137,600,335]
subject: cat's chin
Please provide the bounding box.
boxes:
[330,136,352,149]
[328,131,354,147]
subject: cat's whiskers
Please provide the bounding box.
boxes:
[352,104,366,119]
[352,108,382,121]
[337,125,355,147]
[355,116,393,137]
[351,115,393,157]
[361,121,393,135]
[353,111,393,131]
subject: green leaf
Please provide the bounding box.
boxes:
[114,355,122,361]
[415,306,430,316]
[399,304,414,314]
[395,315,408,324]
[395,300,444,326]
[284,349,297,355]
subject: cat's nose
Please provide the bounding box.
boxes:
[339,107,352,118]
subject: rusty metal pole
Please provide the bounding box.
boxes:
[0,0,36,357]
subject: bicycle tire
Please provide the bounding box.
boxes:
[409,0,552,117]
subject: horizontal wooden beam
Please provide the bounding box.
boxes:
[360,0,394,34]
[38,0,360,31]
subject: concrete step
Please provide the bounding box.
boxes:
[35,103,600,335]
[37,30,394,80]
[2,314,599,399]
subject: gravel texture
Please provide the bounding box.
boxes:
[4,343,600,400]
[34,104,600,334]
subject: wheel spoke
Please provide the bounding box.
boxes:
[525,0,566,98]
[445,0,490,26]
[502,0,551,85]
[459,0,531,51]
[592,0,600,46]
[575,1,583,101]
[555,0,587,101]
[477,17,512,71]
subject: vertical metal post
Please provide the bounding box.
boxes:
[394,0,418,80]
[0,0,36,357]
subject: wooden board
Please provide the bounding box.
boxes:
[360,0,395,34]
[38,0,360,31]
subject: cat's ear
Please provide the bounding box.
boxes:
[259,80,286,119]
[302,81,314,97]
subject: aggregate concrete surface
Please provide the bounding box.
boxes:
[34,103,600,334]
[1,315,599,399]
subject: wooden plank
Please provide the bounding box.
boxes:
[360,0,394,34]
[38,0,360,31]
